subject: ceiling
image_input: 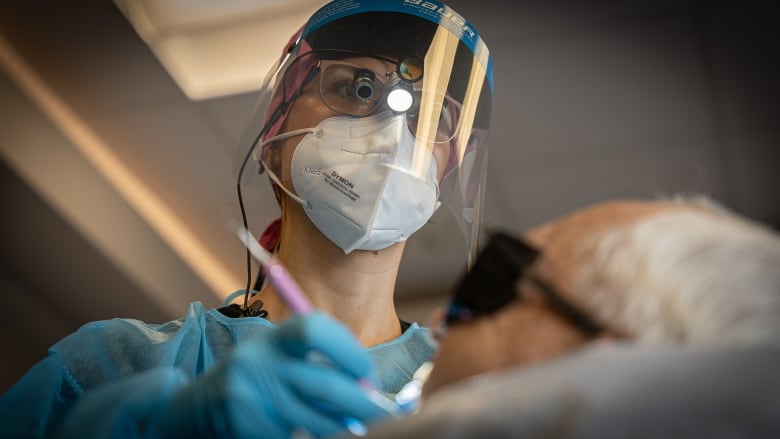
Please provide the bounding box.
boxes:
[112,0,326,99]
[1,0,778,391]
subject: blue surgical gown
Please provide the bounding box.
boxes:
[0,301,434,438]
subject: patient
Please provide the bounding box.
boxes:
[362,196,780,437]
[424,196,780,395]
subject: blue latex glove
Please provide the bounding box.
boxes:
[150,312,390,438]
[53,367,189,439]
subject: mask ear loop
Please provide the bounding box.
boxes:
[257,128,318,209]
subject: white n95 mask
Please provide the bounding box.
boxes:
[264,111,440,253]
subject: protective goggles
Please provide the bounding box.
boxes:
[444,232,603,336]
[279,50,462,145]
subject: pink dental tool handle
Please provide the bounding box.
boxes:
[261,257,313,315]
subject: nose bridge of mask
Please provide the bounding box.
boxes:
[319,111,425,172]
[350,112,437,182]
[347,111,403,142]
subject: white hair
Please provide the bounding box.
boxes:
[573,197,780,347]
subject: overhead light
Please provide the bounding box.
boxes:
[113,0,325,100]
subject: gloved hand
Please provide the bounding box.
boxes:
[152,312,391,438]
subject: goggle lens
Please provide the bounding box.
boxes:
[318,59,460,143]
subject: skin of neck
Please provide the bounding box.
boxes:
[252,194,405,347]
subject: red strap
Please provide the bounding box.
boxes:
[259,217,281,251]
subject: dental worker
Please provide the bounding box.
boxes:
[0,1,493,438]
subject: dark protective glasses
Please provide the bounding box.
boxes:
[445,232,603,336]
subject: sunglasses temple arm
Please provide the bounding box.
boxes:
[526,274,603,336]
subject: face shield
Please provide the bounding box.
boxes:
[235,0,493,266]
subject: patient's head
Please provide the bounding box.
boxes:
[423,197,780,396]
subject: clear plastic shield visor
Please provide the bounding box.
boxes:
[234,8,492,266]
